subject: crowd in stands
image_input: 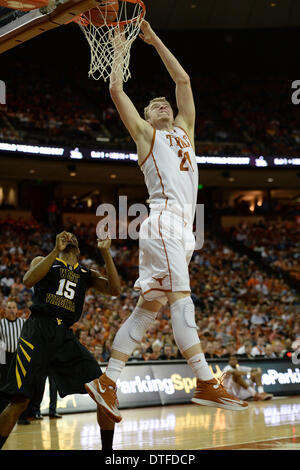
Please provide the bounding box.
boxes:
[0,216,299,363]
[229,219,300,283]
[1,51,300,156]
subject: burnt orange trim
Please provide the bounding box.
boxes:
[151,151,168,209]
[175,125,194,150]
[158,211,173,291]
[140,128,156,167]
[144,287,172,295]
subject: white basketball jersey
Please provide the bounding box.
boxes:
[139,126,198,224]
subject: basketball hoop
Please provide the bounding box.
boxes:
[69,0,146,82]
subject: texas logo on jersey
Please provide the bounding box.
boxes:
[165,132,190,150]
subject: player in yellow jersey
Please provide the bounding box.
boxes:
[0,231,120,450]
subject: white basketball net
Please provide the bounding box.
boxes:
[76,0,145,82]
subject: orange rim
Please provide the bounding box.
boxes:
[68,0,146,27]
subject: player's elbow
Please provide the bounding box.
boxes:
[176,73,191,86]
[23,275,33,288]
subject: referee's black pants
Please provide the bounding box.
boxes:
[26,373,58,417]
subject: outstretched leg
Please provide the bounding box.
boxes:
[168,292,248,411]
[85,296,162,422]
[0,395,30,449]
[168,292,214,380]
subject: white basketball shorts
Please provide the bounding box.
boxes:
[134,210,195,303]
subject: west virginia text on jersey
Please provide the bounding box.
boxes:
[30,258,92,325]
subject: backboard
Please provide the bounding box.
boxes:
[0,0,99,53]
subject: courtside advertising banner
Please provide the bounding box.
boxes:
[40,360,300,414]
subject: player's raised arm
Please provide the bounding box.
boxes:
[139,20,195,145]
[109,27,153,159]
[23,232,71,288]
[89,237,121,296]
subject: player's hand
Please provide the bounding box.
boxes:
[97,236,111,252]
[139,20,157,45]
[55,231,72,253]
[111,24,126,54]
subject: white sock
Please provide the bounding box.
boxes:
[248,386,256,397]
[187,353,214,381]
[105,358,126,383]
[258,386,264,394]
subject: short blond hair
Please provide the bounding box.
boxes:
[144,97,171,120]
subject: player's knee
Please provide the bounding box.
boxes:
[129,307,158,343]
[167,291,190,305]
[137,296,162,312]
[171,296,197,329]
[170,297,199,353]
[183,298,197,329]
[112,306,158,356]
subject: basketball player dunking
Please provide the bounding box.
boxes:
[85,20,248,422]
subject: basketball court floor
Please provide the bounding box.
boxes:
[2,396,300,450]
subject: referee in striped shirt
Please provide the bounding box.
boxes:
[0,301,25,413]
